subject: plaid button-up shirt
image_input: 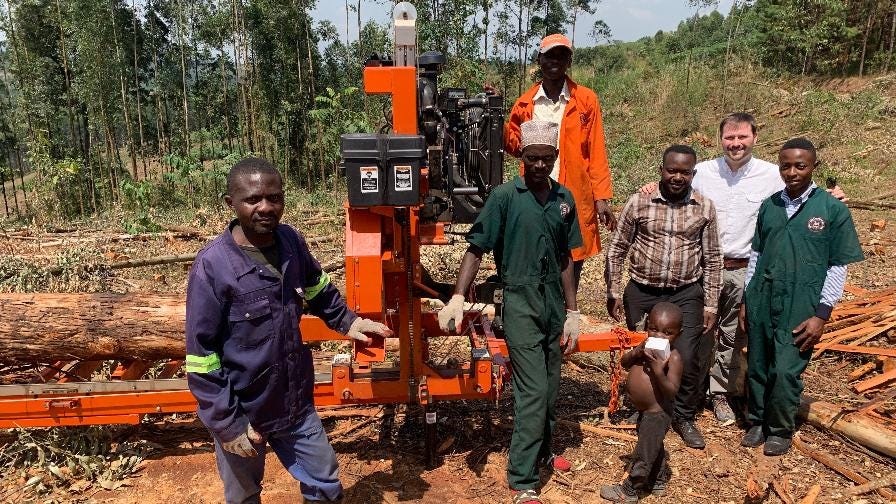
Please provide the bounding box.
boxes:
[605,187,723,310]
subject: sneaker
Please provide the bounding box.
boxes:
[599,482,639,502]
[511,488,543,504]
[546,453,572,472]
[672,419,706,449]
[763,435,792,456]
[650,480,667,496]
[711,394,736,426]
[741,425,765,447]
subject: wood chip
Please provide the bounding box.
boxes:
[798,484,821,504]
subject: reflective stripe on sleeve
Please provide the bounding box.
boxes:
[305,271,331,300]
[186,353,222,373]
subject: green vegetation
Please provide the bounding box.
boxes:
[0,0,893,225]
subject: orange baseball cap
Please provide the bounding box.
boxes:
[539,33,572,53]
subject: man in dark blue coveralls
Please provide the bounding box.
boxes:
[185,157,392,503]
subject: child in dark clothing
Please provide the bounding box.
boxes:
[601,302,684,502]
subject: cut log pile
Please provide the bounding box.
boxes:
[795,285,896,464]
[812,286,896,409]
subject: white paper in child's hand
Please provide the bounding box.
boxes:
[645,337,671,361]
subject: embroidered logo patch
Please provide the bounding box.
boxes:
[807,217,826,232]
[560,202,571,218]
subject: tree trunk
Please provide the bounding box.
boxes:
[303,6,317,99]
[176,0,191,155]
[6,149,20,217]
[231,0,248,151]
[886,9,896,74]
[54,0,80,158]
[110,0,139,179]
[13,148,28,212]
[722,1,742,111]
[219,45,233,152]
[131,0,148,179]
[356,0,362,65]
[3,0,38,174]
[0,167,8,218]
[150,23,167,160]
[858,9,874,77]
[798,396,896,458]
[516,2,524,96]
[0,293,186,364]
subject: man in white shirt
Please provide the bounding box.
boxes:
[692,113,783,430]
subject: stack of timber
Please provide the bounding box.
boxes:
[797,286,896,459]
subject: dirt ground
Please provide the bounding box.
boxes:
[0,202,894,504]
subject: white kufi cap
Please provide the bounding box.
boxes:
[520,119,559,149]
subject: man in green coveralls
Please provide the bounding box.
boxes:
[438,119,582,504]
[740,138,863,456]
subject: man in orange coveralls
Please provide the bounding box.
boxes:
[504,33,616,289]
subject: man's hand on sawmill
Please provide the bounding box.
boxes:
[606,298,624,323]
[438,294,465,333]
[221,425,263,458]
[639,181,658,195]
[792,316,826,352]
[346,318,393,344]
[562,309,581,355]
[595,199,617,232]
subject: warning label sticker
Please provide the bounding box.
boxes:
[360,166,378,193]
[394,165,412,191]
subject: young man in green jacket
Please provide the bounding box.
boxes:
[740,138,863,456]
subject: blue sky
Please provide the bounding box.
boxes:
[311,1,737,47]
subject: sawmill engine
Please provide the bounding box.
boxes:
[339,5,504,224]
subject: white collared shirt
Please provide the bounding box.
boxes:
[691,156,783,258]
[532,81,570,180]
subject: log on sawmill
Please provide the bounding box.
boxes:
[798,395,896,458]
[0,293,186,364]
[1,260,348,364]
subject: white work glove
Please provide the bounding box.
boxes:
[562,309,581,355]
[346,317,393,344]
[438,294,465,333]
[221,424,263,458]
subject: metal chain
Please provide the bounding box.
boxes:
[607,327,632,414]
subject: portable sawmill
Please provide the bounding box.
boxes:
[0,2,643,465]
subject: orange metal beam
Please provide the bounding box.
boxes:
[0,390,197,428]
[362,66,417,135]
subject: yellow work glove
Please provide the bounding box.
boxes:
[438,294,465,333]
[346,317,393,344]
[562,309,581,355]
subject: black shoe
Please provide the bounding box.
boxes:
[672,419,706,449]
[599,482,639,502]
[650,480,667,496]
[763,435,792,456]
[741,425,765,447]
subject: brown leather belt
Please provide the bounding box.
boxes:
[723,257,749,270]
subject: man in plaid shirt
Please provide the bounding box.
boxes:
[604,144,723,450]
